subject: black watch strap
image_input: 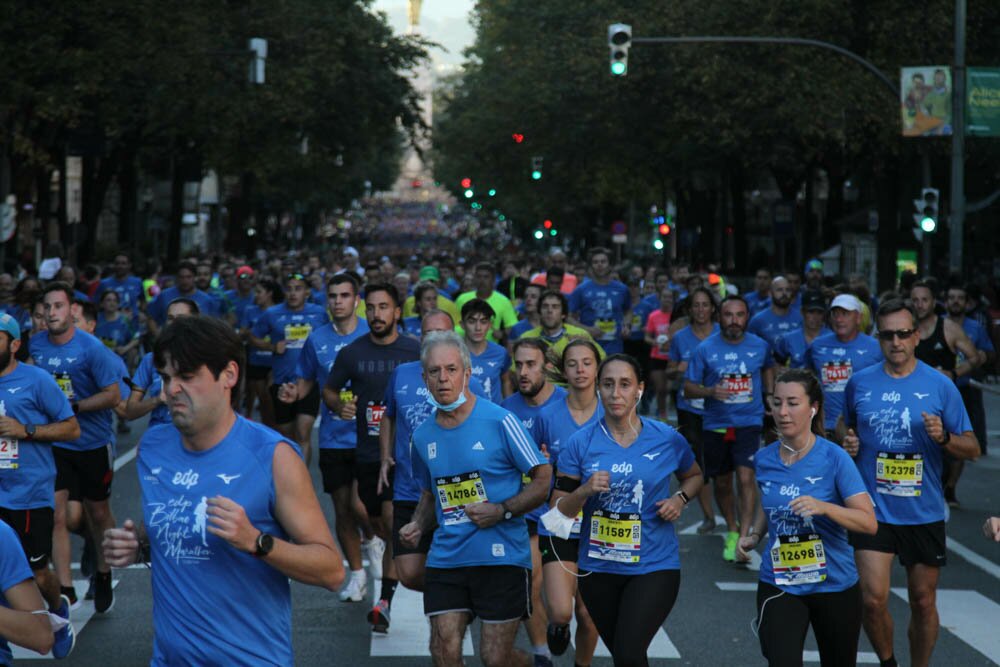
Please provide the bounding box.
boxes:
[254,532,275,557]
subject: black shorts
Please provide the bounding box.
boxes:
[392,501,434,557]
[270,382,320,424]
[849,521,947,567]
[539,535,579,566]
[676,409,705,477]
[702,427,761,478]
[357,460,392,518]
[0,507,54,570]
[318,448,357,493]
[54,445,113,501]
[424,565,531,622]
[246,364,271,381]
[648,357,670,371]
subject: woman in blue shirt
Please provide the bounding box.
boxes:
[548,354,703,667]
[737,368,876,666]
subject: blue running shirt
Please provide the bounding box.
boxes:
[97,276,144,316]
[501,387,567,523]
[0,363,74,509]
[411,398,545,569]
[956,317,994,388]
[384,362,489,503]
[240,304,273,368]
[558,418,695,574]
[131,352,171,427]
[147,287,217,326]
[0,520,33,665]
[755,438,868,594]
[843,361,972,524]
[30,329,121,451]
[684,332,773,430]
[469,341,510,403]
[568,279,631,354]
[748,308,804,349]
[139,417,297,666]
[806,333,883,430]
[251,303,330,385]
[772,327,832,368]
[669,324,719,415]
[295,321,369,450]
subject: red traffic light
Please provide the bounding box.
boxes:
[658,223,670,235]
[543,219,553,229]
[512,133,524,143]
[460,177,472,189]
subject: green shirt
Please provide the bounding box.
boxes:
[455,291,519,341]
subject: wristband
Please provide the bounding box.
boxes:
[675,490,690,505]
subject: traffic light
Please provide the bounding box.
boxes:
[913,188,939,233]
[543,219,553,229]
[658,223,670,236]
[531,156,543,180]
[464,189,474,199]
[652,238,664,250]
[512,133,524,144]
[608,23,632,76]
[488,189,497,197]
[533,229,544,240]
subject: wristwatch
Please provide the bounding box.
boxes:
[254,532,275,558]
[23,424,35,440]
[500,502,514,521]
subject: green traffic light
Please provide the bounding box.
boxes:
[488,189,497,197]
[652,238,664,250]
[531,170,542,180]
[464,189,473,198]
[920,216,937,233]
[498,214,506,221]
[533,230,544,240]
[610,61,627,76]
[550,229,557,236]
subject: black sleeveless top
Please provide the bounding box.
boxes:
[915,316,955,371]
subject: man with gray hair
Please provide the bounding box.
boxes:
[401,330,552,667]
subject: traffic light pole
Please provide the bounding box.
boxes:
[949,0,966,274]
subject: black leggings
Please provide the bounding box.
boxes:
[578,569,680,667]
[755,580,862,667]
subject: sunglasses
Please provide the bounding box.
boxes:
[877,328,917,341]
[286,273,306,282]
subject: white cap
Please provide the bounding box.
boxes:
[830,294,861,312]
[342,246,359,258]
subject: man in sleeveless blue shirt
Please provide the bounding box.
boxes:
[838,299,979,667]
[402,332,551,667]
[103,316,343,666]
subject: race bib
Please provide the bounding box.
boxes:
[770,533,827,585]
[689,398,706,411]
[365,401,386,437]
[596,319,617,340]
[820,360,852,392]
[55,373,75,400]
[436,471,489,525]
[101,338,117,349]
[876,452,923,497]
[283,323,312,349]
[721,373,752,404]
[0,438,18,470]
[588,510,641,563]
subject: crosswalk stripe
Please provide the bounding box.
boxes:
[892,587,1000,662]
[369,583,474,657]
[13,578,120,660]
[803,649,879,663]
[946,537,1000,581]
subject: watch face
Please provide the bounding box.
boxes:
[257,533,274,555]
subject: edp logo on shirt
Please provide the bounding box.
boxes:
[881,392,901,404]
[172,469,200,489]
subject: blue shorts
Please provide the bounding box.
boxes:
[702,426,761,477]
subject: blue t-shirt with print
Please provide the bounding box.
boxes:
[147,287,217,326]
[251,303,330,385]
[240,304,273,368]
[469,341,510,404]
[748,308,804,349]
[669,324,719,415]
[772,327,832,369]
[806,332,883,430]
[756,438,869,594]
[956,317,994,388]
[97,275,144,315]
[132,352,172,427]
[558,418,695,574]
[95,314,137,351]
[568,279,632,354]
[501,387,567,522]
[843,361,972,525]
[685,332,773,430]
[0,520,33,665]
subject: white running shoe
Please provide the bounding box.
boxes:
[363,537,385,580]
[338,571,367,602]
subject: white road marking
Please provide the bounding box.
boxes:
[803,649,879,663]
[892,587,1000,663]
[946,537,1000,581]
[715,582,757,592]
[113,445,137,472]
[570,612,680,659]
[369,583,474,657]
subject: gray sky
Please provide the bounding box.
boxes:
[371,0,475,67]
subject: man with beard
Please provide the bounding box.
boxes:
[250,272,330,465]
[748,276,803,350]
[194,261,229,321]
[685,295,774,562]
[772,290,831,368]
[30,284,121,613]
[324,284,420,634]
[910,282,980,384]
[942,284,992,504]
[568,248,631,355]
[500,338,565,667]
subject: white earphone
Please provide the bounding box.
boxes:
[637,390,643,401]
[810,408,817,418]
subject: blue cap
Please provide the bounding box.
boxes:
[0,313,20,340]
[804,258,823,273]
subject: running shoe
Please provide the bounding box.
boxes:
[367,598,391,633]
[723,531,740,562]
[61,585,79,612]
[363,537,385,580]
[93,571,114,613]
[546,623,570,656]
[338,572,367,603]
[696,518,717,535]
[52,594,76,658]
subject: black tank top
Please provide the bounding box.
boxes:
[915,316,955,371]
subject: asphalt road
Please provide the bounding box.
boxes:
[20,393,1000,666]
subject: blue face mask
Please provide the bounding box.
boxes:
[427,377,468,412]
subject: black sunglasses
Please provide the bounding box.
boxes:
[876,328,917,341]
